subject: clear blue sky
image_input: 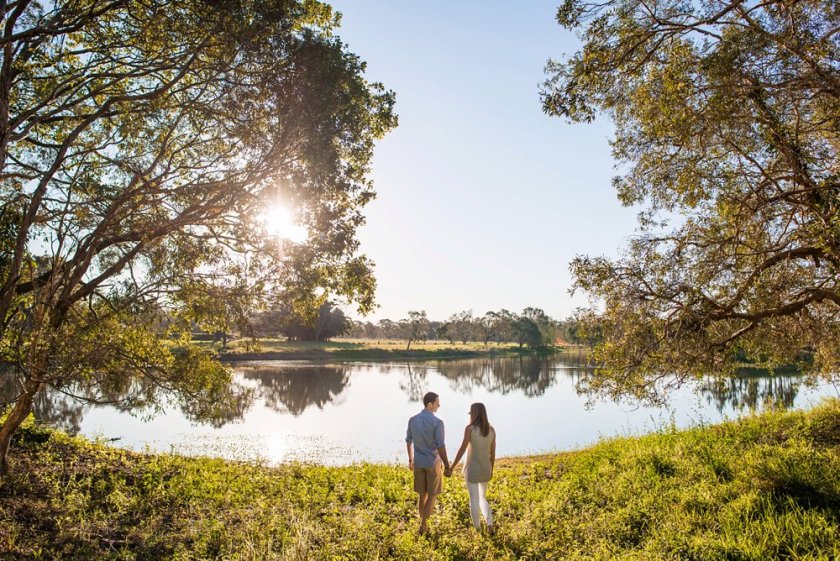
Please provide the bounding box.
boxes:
[327,0,638,322]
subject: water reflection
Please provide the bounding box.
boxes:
[400,363,427,401]
[240,364,350,416]
[381,356,582,398]
[0,367,252,432]
[234,356,814,415]
[699,374,802,411]
[1,371,86,433]
[436,356,575,397]
[1,355,829,431]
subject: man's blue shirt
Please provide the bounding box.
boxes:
[406,409,445,468]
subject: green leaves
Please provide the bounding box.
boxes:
[0,0,395,463]
[544,0,840,401]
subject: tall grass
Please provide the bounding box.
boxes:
[2,400,838,560]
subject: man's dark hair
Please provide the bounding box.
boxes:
[422,392,439,407]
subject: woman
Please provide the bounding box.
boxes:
[449,402,496,533]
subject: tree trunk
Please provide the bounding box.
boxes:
[0,377,41,478]
[406,338,412,351]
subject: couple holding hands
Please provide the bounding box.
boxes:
[405,392,496,536]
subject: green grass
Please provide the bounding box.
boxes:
[2,400,839,560]
[202,338,575,361]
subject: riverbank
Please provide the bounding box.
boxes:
[209,338,582,362]
[2,401,838,560]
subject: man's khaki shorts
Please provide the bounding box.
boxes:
[413,463,443,495]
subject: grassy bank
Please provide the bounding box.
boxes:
[207,338,578,362]
[2,401,839,560]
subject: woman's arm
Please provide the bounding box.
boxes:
[449,425,472,472]
[490,429,496,470]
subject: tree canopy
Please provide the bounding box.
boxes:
[543,0,839,402]
[0,0,396,475]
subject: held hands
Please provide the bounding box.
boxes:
[444,466,453,478]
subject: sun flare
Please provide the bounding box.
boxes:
[259,202,308,243]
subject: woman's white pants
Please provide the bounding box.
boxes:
[466,481,493,529]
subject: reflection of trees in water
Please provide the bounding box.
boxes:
[2,369,85,433]
[436,357,551,397]
[402,363,430,401]
[699,374,802,412]
[32,391,86,434]
[372,355,589,399]
[552,352,591,370]
[357,362,449,401]
[0,367,252,431]
[239,365,350,416]
[378,354,809,413]
[5,354,812,432]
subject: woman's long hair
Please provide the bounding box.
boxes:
[469,402,491,437]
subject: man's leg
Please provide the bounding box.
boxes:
[421,492,438,531]
[418,491,429,531]
[418,463,442,534]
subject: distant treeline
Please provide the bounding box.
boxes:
[234,303,596,347]
[346,307,590,348]
[206,303,593,347]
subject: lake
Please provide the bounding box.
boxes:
[10,354,838,465]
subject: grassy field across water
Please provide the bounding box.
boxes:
[204,338,576,362]
[2,399,840,559]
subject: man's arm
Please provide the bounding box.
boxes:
[490,430,496,470]
[406,423,414,470]
[434,420,450,471]
[438,445,450,473]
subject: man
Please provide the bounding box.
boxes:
[405,391,451,535]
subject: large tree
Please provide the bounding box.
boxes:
[444,309,476,344]
[543,0,839,402]
[0,0,395,475]
[257,299,350,341]
[401,310,429,350]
